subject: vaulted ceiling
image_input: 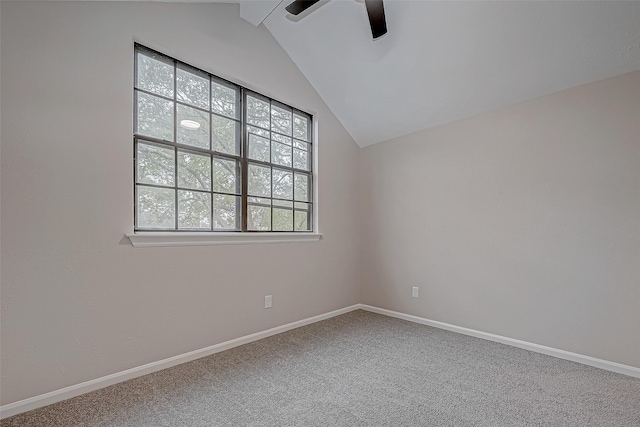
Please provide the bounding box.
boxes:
[239,0,640,147]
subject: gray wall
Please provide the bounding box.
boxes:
[360,71,640,368]
[0,1,361,405]
[2,0,639,408]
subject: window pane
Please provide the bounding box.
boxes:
[272,168,293,200]
[273,207,293,231]
[273,199,293,208]
[134,46,313,234]
[271,104,292,136]
[212,115,239,155]
[178,150,211,191]
[248,125,269,138]
[248,197,271,204]
[177,67,209,109]
[213,157,238,194]
[248,164,271,197]
[247,95,270,129]
[212,81,238,119]
[293,113,310,142]
[293,139,308,149]
[136,92,174,141]
[273,200,294,232]
[137,142,174,186]
[294,202,311,231]
[178,190,211,230]
[136,52,173,98]
[137,186,175,229]
[248,133,270,162]
[248,198,271,231]
[272,133,291,145]
[293,148,309,171]
[294,173,310,201]
[213,194,240,230]
[177,104,210,149]
[271,141,292,167]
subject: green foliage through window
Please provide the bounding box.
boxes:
[134,45,313,232]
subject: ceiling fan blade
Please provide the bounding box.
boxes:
[285,0,321,16]
[364,0,387,39]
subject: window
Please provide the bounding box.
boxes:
[134,45,313,233]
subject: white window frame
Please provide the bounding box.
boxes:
[129,44,321,246]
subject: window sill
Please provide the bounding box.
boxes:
[126,232,323,248]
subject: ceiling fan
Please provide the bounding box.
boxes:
[285,0,387,40]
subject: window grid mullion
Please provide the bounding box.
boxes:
[134,87,174,104]
[135,134,242,161]
[133,139,138,230]
[134,44,312,233]
[238,88,244,231]
[209,75,214,231]
[241,88,249,232]
[173,59,178,231]
[269,99,273,232]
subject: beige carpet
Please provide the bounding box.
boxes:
[2,310,639,426]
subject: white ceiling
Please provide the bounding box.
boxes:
[41,0,639,147]
[251,0,640,147]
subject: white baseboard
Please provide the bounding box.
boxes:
[3,303,639,420]
[0,304,361,420]
[359,304,640,379]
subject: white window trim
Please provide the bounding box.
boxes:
[131,46,321,246]
[126,232,323,248]
[133,44,317,235]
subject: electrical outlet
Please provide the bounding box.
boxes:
[412,287,419,298]
[265,295,272,308]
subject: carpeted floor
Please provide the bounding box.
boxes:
[2,310,639,426]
